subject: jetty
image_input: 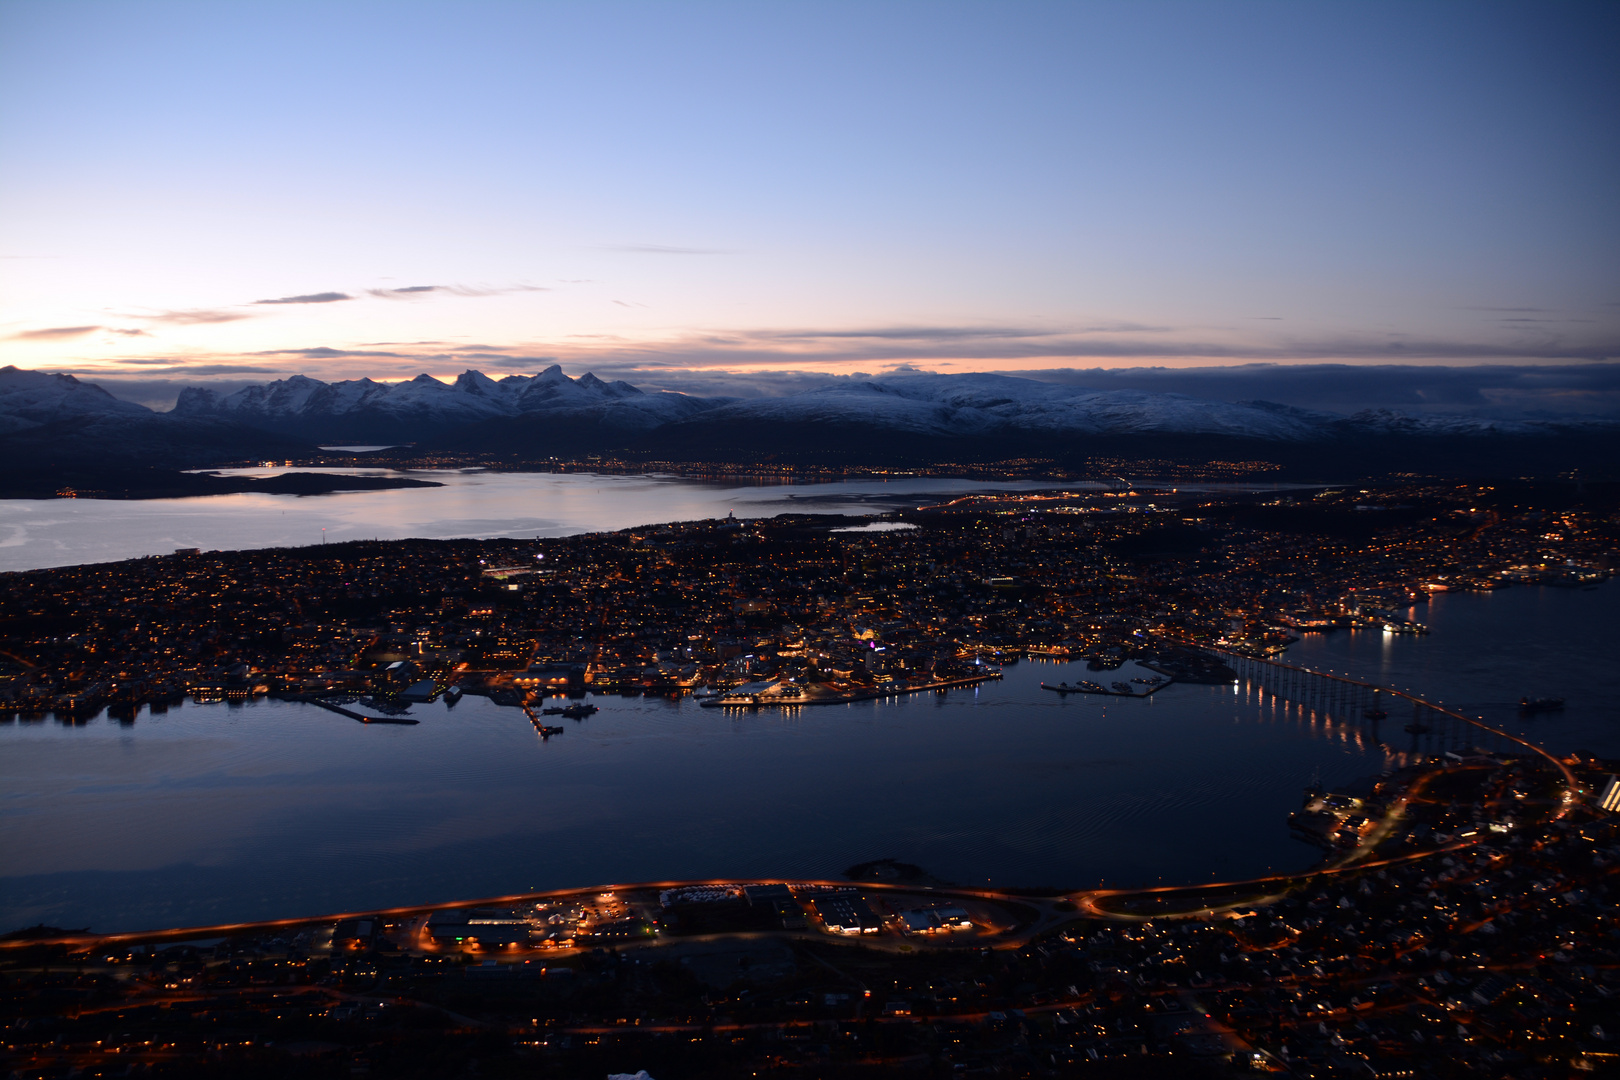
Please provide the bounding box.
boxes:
[1041,677,1171,698]
[520,698,574,737]
[279,694,419,725]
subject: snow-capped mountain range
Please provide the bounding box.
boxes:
[1,364,1607,458]
[171,365,712,434]
[0,364,151,436]
[155,365,1582,442]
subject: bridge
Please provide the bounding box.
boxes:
[1210,648,1576,787]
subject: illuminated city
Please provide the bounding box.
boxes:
[3,1,1618,1076]
[3,478,1619,1076]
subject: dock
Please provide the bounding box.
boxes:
[278,694,420,725]
[700,671,1002,709]
[521,700,568,738]
[1040,678,1173,698]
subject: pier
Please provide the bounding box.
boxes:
[520,698,567,737]
[277,693,419,725]
[1040,677,1171,698]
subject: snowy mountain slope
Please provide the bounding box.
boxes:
[10,364,1609,462]
[170,366,1347,440]
[1335,408,1552,437]
[696,374,1334,439]
[0,365,152,435]
[162,366,1618,443]
[0,366,312,470]
[172,365,712,435]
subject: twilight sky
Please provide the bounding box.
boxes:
[1,1,1617,410]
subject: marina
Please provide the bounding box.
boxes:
[278,693,420,726]
[1039,658,1174,697]
[1040,676,1171,698]
[697,670,1002,709]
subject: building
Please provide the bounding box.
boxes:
[1598,774,1620,813]
[814,895,881,934]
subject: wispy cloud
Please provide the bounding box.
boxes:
[410,324,1613,371]
[139,308,254,325]
[73,363,290,377]
[440,283,550,297]
[365,283,548,300]
[366,285,442,299]
[755,325,1062,343]
[252,346,414,359]
[252,291,353,305]
[9,325,102,340]
[85,321,1619,387]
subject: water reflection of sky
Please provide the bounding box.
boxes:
[1,469,1303,572]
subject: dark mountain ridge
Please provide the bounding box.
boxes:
[3,364,1617,486]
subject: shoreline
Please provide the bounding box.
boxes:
[698,670,1003,708]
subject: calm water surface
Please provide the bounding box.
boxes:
[0,471,1085,573]
[0,469,1304,573]
[1286,583,1620,758]
[3,659,1390,933]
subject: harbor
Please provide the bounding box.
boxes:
[698,670,1002,709]
[1040,673,1172,698]
[276,693,420,725]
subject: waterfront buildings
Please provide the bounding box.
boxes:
[0,480,1614,720]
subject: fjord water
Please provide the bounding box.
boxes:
[1,586,1613,933]
[3,660,1390,933]
[0,469,1087,573]
[1286,583,1620,758]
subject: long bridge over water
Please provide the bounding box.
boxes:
[1209,648,1575,785]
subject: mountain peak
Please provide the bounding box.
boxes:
[453,369,500,395]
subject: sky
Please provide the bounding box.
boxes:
[1,0,1617,413]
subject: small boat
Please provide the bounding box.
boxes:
[561,703,598,719]
[1364,708,1388,720]
[1111,681,1133,694]
[1519,696,1565,713]
[537,725,565,738]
